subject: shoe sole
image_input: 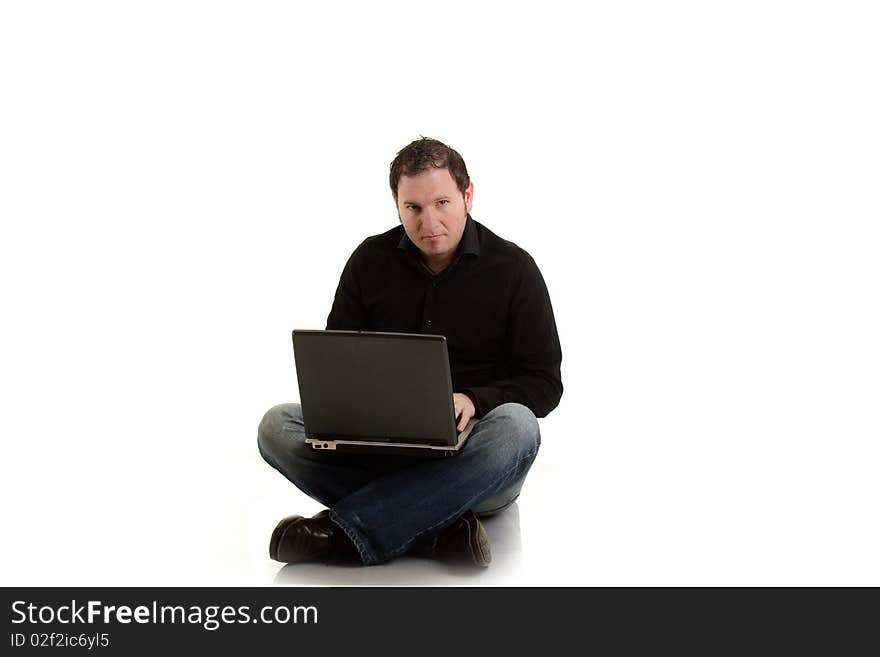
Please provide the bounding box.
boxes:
[464,514,492,567]
[470,525,492,567]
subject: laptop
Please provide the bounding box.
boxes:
[292,330,476,456]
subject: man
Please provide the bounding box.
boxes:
[258,137,562,567]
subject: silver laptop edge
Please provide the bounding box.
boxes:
[306,418,476,452]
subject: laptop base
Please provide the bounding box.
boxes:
[306,419,475,458]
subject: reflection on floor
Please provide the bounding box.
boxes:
[273,504,523,587]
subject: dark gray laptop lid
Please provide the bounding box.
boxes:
[292,330,458,446]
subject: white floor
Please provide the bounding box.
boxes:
[3,405,880,587]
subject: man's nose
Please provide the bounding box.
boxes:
[421,207,441,231]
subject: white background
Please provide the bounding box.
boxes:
[1,1,878,586]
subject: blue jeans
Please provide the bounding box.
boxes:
[257,402,541,565]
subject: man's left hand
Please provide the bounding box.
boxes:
[452,393,476,432]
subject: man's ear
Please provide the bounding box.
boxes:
[393,194,403,224]
[463,182,474,214]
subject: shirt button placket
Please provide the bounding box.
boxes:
[423,278,437,331]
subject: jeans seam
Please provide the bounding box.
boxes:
[329,509,378,566]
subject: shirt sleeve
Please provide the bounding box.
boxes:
[326,248,370,330]
[462,253,563,418]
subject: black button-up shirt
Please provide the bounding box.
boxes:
[326,215,563,418]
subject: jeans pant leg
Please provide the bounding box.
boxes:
[258,403,403,508]
[329,402,541,565]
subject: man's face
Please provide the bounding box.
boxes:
[396,167,473,270]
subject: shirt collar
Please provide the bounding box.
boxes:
[396,214,481,258]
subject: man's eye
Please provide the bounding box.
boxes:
[437,200,449,206]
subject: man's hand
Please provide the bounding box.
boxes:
[453,393,476,432]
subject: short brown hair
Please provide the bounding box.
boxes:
[389,137,471,199]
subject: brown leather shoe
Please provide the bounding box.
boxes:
[412,510,492,567]
[269,510,361,564]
